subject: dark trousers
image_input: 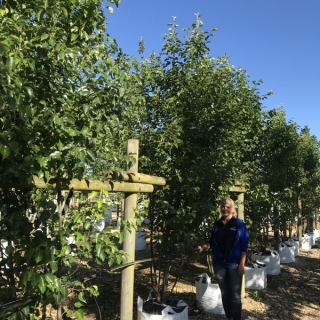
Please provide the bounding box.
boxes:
[214,263,242,320]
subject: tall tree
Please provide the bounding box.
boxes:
[130,16,267,301]
[247,108,320,249]
[0,1,136,319]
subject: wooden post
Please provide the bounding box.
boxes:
[315,209,319,231]
[237,193,244,220]
[237,192,245,299]
[120,140,139,320]
[297,184,302,248]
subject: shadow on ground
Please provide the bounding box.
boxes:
[79,248,320,320]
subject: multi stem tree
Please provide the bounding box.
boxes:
[129,16,267,301]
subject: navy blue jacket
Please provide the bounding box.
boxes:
[208,217,249,265]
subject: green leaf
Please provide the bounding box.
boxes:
[0,7,9,17]
[83,104,90,114]
[54,292,62,304]
[41,34,49,41]
[116,254,123,264]
[36,10,43,21]
[36,156,48,167]
[0,42,9,56]
[44,273,55,285]
[49,150,62,159]
[25,87,34,97]
[39,276,47,294]
[81,126,89,135]
[63,245,71,255]
[71,34,78,42]
[107,6,114,13]
[61,7,68,18]
[49,260,58,273]
[78,291,86,303]
[97,200,103,209]
[34,249,43,264]
[7,56,14,70]
[57,140,64,151]
[87,149,95,161]
[30,271,40,286]
[96,243,102,259]
[74,309,84,320]
[15,76,23,87]
[119,87,124,97]
[59,50,65,60]
[20,271,29,287]
[84,220,91,230]
[0,145,10,159]
[61,287,68,298]
[88,191,98,199]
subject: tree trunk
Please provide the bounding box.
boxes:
[273,205,280,252]
[315,209,319,231]
[297,187,302,248]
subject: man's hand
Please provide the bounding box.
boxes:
[238,264,245,276]
[198,243,210,253]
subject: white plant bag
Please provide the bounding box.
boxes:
[137,294,188,320]
[279,242,295,263]
[302,234,311,250]
[245,262,267,290]
[252,250,281,275]
[284,239,299,256]
[195,273,224,315]
[307,233,316,247]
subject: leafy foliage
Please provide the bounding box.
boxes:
[126,16,268,301]
[0,0,126,183]
[0,188,126,319]
[0,0,133,318]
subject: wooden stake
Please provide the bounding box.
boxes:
[237,192,246,299]
[120,140,139,320]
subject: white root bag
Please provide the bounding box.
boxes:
[137,296,188,320]
[285,239,299,256]
[252,250,281,275]
[301,234,311,250]
[195,273,224,315]
[307,233,316,247]
[279,242,295,263]
[245,263,267,290]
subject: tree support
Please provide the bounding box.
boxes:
[237,192,246,299]
[120,139,139,320]
[0,176,154,193]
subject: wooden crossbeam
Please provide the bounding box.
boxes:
[107,171,165,186]
[0,175,155,193]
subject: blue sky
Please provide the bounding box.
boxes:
[105,0,320,140]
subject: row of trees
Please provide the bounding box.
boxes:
[1,0,320,318]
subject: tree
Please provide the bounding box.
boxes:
[246,108,320,250]
[128,16,267,301]
[0,1,135,319]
